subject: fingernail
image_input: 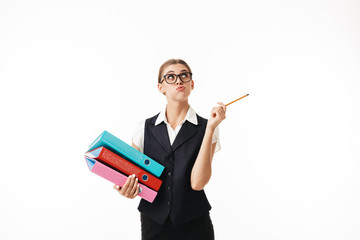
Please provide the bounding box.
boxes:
[132,174,135,177]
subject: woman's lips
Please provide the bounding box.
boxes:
[176,86,185,91]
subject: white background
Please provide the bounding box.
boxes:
[1,0,359,239]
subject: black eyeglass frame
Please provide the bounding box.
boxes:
[160,72,193,84]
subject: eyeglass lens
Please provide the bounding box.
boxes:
[164,73,191,83]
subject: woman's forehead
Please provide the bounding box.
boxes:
[163,64,189,74]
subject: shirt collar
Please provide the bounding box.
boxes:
[155,105,198,126]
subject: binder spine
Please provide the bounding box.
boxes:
[104,131,164,177]
[87,131,165,177]
[101,148,138,175]
[98,147,162,191]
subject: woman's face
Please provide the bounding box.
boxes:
[158,64,194,102]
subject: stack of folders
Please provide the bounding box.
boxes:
[85,130,165,203]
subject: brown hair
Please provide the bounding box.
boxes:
[158,59,192,83]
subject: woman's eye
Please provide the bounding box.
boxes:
[167,75,174,80]
[181,73,188,77]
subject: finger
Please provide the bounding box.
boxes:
[214,109,225,121]
[114,185,121,191]
[219,111,226,120]
[221,102,226,112]
[215,108,224,117]
[130,177,139,196]
[212,106,223,115]
[218,108,226,119]
[216,105,225,114]
[215,109,223,119]
[217,102,226,112]
[133,184,140,198]
[124,174,135,196]
[120,175,132,195]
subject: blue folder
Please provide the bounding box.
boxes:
[87,130,164,177]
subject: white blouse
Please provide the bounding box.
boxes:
[132,105,221,154]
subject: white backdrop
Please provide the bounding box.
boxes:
[1,1,359,239]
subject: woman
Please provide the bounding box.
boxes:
[114,59,226,239]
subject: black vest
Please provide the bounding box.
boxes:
[138,113,212,226]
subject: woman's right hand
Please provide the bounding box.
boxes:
[113,174,140,199]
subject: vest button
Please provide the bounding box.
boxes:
[167,186,171,191]
[168,201,170,206]
[168,172,172,176]
[169,157,173,162]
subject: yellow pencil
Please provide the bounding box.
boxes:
[225,94,249,106]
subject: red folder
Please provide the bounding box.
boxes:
[86,147,162,191]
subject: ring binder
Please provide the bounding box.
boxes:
[85,157,157,203]
[88,131,164,177]
[86,146,162,191]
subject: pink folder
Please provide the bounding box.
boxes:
[85,147,162,191]
[85,157,157,203]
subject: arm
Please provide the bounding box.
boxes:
[190,103,226,191]
[132,142,141,151]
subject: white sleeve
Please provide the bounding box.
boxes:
[211,126,221,153]
[132,119,145,153]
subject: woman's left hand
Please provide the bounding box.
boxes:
[207,102,226,131]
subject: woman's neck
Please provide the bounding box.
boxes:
[166,100,189,129]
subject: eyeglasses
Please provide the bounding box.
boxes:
[160,72,192,84]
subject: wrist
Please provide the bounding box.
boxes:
[206,124,216,133]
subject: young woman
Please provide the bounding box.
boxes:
[113,59,226,240]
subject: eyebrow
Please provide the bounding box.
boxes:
[165,69,188,74]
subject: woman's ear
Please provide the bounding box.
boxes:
[191,80,194,90]
[158,83,166,95]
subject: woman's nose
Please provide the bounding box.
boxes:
[175,76,182,85]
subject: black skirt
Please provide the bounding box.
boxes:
[140,212,215,240]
